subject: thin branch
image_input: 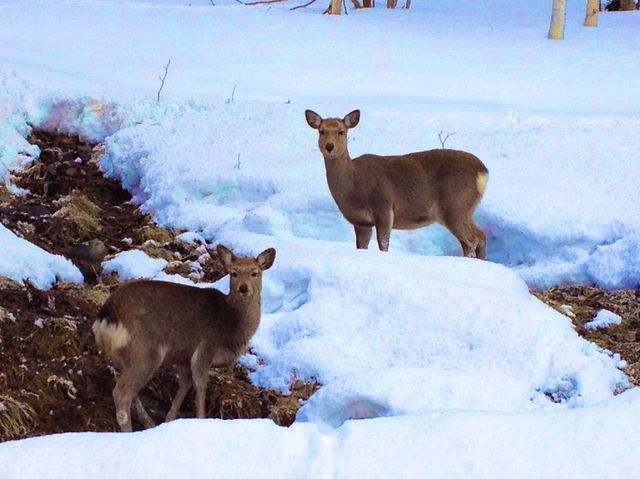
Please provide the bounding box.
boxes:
[225,84,238,103]
[243,0,287,5]
[351,0,363,7]
[438,131,455,149]
[156,59,171,103]
[290,0,319,10]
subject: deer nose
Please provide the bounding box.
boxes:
[239,284,249,294]
[325,143,334,152]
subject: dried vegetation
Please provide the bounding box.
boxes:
[0,131,317,442]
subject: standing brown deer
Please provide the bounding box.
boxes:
[305,109,488,258]
[93,244,276,432]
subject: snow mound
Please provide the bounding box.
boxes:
[0,224,83,289]
[245,245,626,423]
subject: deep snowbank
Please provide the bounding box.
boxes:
[2,388,640,479]
[250,244,626,420]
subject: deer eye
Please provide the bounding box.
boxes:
[231,272,238,278]
[319,130,325,136]
[338,131,345,136]
[251,272,258,277]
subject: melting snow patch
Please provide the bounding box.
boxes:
[176,231,205,244]
[0,224,83,289]
[102,249,167,280]
[584,309,622,331]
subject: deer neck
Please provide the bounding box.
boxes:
[226,293,262,342]
[324,151,355,207]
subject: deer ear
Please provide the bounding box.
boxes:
[343,110,360,129]
[305,110,322,129]
[217,244,235,270]
[256,248,276,271]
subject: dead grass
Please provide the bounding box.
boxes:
[52,190,102,240]
[0,183,11,203]
[0,394,36,441]
[135,224,174,244]
[269,380,320,426]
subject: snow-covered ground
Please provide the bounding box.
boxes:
[4,388,640,479]
[1,0,639,477]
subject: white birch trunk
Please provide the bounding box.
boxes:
[584,0,599,27]
[548,0,567,40]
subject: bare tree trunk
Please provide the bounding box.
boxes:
[351,0,362,8]
[387,0,397,8]
[548,0,566,40]
[329,0,342,14]
[405,0,411,8]
[620,0,636,10]
[584,0,600,26]
[362,0,372,6]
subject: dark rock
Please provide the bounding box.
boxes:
[40,147,63,164]
[69,239,108,284]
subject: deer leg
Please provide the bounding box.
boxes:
[113,348,165,432]
[191,344,213,419]
[354,225,373,249]
[374,209,394,252]
[165,363,193,422]
[442,215,478,258]
[133,397,156,429]
[472,224,487,260]
[113,366,158,432]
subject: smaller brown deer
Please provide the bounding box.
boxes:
[93,244,276,432]
[305,109,488,258]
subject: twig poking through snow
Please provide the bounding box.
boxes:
[156,59,171,103]
[235,153,242,170]
[438,131,455,149]
[226,84,238,103]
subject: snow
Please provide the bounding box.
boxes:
[102,248,209,285]
[0,224,83,289]
[0,1,638,289]
[176,231,205,244]
[584,309,623,330]
[102,249,168,280]
[0,0,639,476]
[252,248,626,418]
[3,388,640,479]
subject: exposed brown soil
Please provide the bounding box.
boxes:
[534,286,640,386]
[0,131,317,442]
